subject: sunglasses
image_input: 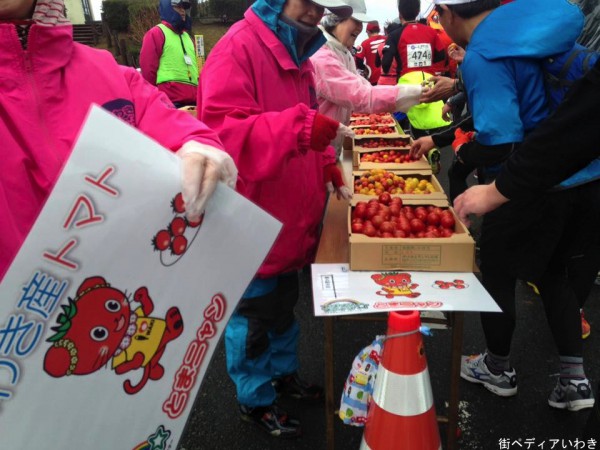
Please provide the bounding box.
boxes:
[177,2,191,10]
[434,5,444,15]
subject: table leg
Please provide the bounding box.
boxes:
[446,312,464,450]
[324,317,335,450]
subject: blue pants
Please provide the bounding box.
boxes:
[225,272,300,407]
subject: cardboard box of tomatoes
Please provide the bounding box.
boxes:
[348,197,475,271]
[352,169,447,202]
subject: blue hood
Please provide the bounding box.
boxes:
[468,0,584,60]
[252,0,326,66]
[159,0,191,32]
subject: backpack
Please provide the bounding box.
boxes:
[543,42,600,112]
[542,43,600,190]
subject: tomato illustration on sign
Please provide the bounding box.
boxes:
[152,192,204,266]
[371,272,421,298]
[43,276,184,395]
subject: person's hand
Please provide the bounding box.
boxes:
[452,128,475,154]
[177,141,237,221]
[453,182,509,226]
[324,163,352,201]
[442,102,453,122]
[419,76,457,103]
[410,136,435,159]
[448,43,465,63]
[311,113,339,152]
[336,123,355,141]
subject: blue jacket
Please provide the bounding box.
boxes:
[462,0,583,146]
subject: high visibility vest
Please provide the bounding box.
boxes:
[156,24,198,86]
[398,71,449,130]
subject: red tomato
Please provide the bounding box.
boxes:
[152,229,171,251]
[371,215,384,229]
[171,235,188,255]
[351,222,364,234]
[394,229,407,238]
[363,226,377,237]
[380,221,395,233]
[171,192,186,214]
[378,192,392,205]
[169,217,187,236]
[427,212,441,226]
[410,218,425,233]
[440,214,456,230]
[187,213,204,228]
[440,228,454,237]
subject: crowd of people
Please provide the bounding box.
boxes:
[1,0,598,443]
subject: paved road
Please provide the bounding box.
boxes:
[179,148,599,450]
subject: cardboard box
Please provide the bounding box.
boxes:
[352,170,447,201]
[353,148,432,172]
[350,112,394,122]
[348,199,475,272]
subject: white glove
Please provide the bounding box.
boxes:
[177,141,238,221]
[394,84,423,113]
[326,182,353,201]
[336,123,355,141]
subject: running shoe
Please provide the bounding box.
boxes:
[460,353,517,397]
[239,403,301,438]
[548,378,595,411]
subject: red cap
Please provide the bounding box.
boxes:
[366,21,380,33]
[388,310,421,333]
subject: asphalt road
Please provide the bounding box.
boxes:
[178,147,599,450]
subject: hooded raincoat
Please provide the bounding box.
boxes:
[461,0,584,146]
[0,1,223,281]
[198,1,337,279]
[139,0,198,106]
[311,26,411,153]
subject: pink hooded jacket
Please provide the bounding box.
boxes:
[198,8,336,278]
[0,17,223,281]
[311,27,419,152]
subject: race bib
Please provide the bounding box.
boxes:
[407,43,432,68]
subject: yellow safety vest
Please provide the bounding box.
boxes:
[156,24,199,86]
[398,71,449,130]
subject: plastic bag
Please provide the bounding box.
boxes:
[338,336,384,426]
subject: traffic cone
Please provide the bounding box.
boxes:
[360,311,441,450]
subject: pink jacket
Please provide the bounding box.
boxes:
[311,29,399,151]
[198,8,336,278]
[0,22,224,281]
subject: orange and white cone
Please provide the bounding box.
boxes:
[360,310,441,450]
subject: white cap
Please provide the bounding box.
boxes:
[341,0,374,22]
[433,0,481,4]
[311,0,353,18]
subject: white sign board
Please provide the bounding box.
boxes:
[312,264,500,316]
[0,106,281,449]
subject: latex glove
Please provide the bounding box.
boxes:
[394,84,423,112]
[410,136,435,160]
[311,113,339,152]
[324,163,352,201]
[452,128,475,154]
[336,123,355,141]
[177,141,237,221]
